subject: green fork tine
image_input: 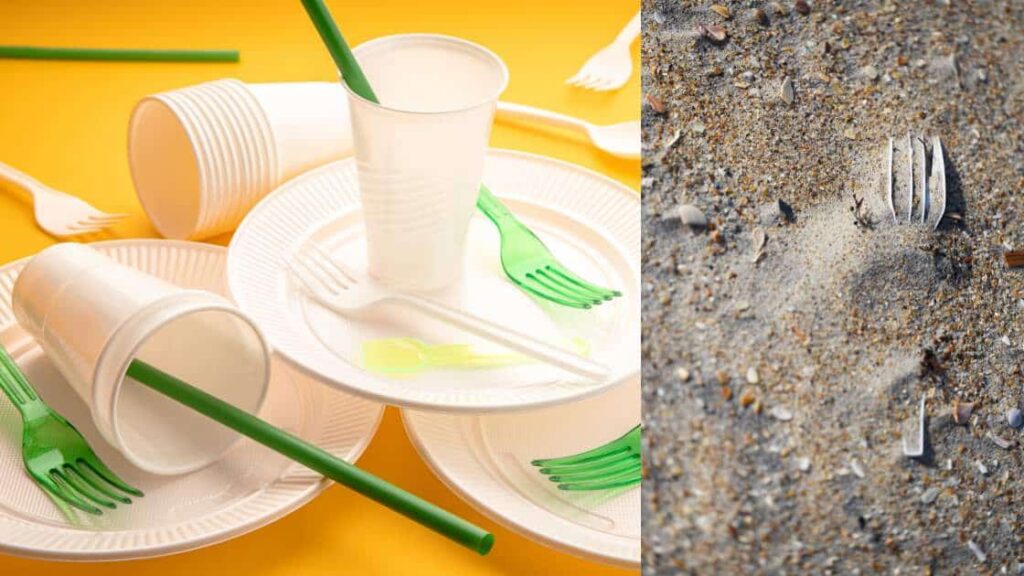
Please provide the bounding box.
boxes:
[0,341,142,515]
[478,186,622,309]
[532,425,641,491]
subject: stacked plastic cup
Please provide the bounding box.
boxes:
[12,243,271,475]
[128,79,353,240]
[347,34,509,290]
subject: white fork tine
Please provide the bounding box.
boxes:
[905,133,913,221]
[886,137,896,222]
[913,137,927,223]
[86,213,129,223]
[929,136,947,231]
[309,244,358,286]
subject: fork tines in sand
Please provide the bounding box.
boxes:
[884,133,947,230]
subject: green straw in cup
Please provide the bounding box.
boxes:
[0,46,239,63]
[298,0,378,102]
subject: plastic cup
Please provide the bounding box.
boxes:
[12,243,271,475]
[128,79,354,240]
[347,34,509,291]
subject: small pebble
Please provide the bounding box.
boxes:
[754,8,769,25]
[920,487,940,504]
[739,389,756,407]
[770,406,793,421]
[989,433,1014,449]
[1008,408,1023,429]
[676,367,691,382]
[645,93,666,114]
[975,460,989,476]
[861,65,879,81]
[968,540,987,563]
[674,205,708,230]
[794,0,811,15]
[849,459,865,479]
[796,457,811,472]
[746,367,760,384]
[710,4,732,20]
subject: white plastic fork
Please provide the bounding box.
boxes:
[566,10,641,92]
[884,133,946,230]
[0,161,127,237]
[496,101,640,159]
[288,243,609,381]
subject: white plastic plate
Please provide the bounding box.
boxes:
[404,377,640,568]
[227,149,640,412]
[0,240,383,561]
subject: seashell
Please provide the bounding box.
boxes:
[780,77,794,104]
[675,204,708,230]
[710,4,732,19]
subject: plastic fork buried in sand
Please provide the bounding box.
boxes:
[884,133,947,230]
[477,187,622,309]
[0,342,143,515]
[288,242,609,381]
[532,425,641,491]
[0,161,127,237]
[565,10,640,91]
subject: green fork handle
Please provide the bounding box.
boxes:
[0,342,48,419]
[126,360,494,555]
[476,186,518,225]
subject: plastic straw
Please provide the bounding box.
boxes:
[0,46,239,63]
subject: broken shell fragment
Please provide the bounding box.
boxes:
[675,204,708,230]
[710,4,732,19]
[952,400,974,425]
[780,77,794,104]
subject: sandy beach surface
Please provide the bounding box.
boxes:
[641,1,1024,573]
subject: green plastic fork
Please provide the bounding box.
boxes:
[298,0,622,310]
[0,343,143,515]
[478,188,622,309]
[532,425,641,491]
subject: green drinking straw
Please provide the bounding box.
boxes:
[126,359,494,555]
[298,0,378,102]
[0,46,239,63]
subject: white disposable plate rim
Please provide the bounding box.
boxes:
[0,239,385,561]
[401,379,641,569]
[226,148,640,413]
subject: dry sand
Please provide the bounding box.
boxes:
[641,1,1024,573]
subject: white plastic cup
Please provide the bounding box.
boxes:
[348,34,509,290]
[128,79,353,240]
[12,243,271,475]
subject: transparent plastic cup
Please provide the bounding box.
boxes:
[347,34,509,291]
[12,243,271,475]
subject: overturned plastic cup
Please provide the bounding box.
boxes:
[128,79,354,240]
[347,34,509,291]
[12,243,271,475]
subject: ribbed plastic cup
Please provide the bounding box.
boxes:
[128,79,353,240]
[347,34,509,290]
[12,243,271,475]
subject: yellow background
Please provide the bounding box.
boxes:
[0,1,639,574]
